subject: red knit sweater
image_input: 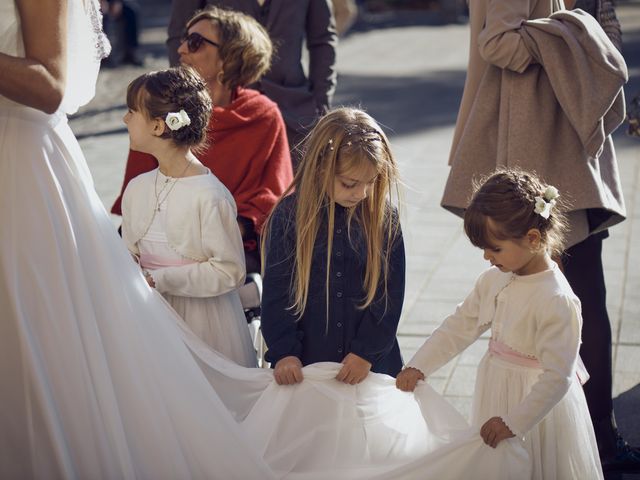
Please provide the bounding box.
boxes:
[111,88,293,232]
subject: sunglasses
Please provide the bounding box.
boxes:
[181,32,221,53]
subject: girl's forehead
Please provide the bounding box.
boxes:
[484,218,509,244]
[338,160,378,182]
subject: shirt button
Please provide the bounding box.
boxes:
[337,291,343,298]
[336,271,342,278]
[337,322,342,328]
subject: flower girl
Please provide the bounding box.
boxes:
[121,67,256,367]
[396,169,603,479]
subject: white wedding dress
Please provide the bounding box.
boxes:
[0,1,532,478]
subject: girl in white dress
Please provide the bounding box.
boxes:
[120,67,256,367]
[396,169,603,480]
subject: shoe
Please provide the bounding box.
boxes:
[601,435,640,473]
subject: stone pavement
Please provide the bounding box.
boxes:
[73,0,640,468]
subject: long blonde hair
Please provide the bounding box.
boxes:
[262,107,402,322]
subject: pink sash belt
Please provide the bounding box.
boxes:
[489,339,541,369]
[488,339,589,385]
[139,253,197,270]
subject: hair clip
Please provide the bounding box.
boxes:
[165,109,191,131]
[534,185,559,219]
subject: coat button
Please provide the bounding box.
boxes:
[338,347,343,353]
[336,271,342,277]
[337,322,342,328]
[337,291,343,298]
[336,251,342,257]
[336,228,342,234]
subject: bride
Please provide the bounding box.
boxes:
[0,1,529,478]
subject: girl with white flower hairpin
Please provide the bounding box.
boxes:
[397,169,603,479]
[121,67,257,367]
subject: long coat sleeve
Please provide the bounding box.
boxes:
[442,2,626,247]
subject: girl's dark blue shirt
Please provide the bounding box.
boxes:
[261,194,405,377]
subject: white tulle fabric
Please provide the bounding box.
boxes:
[2,1,534,478]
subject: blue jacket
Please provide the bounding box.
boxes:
[261,194,405,377]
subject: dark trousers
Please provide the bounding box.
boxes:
[562,231,617,455]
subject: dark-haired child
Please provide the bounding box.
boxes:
[120,67,256,367]
[396,170,603,479]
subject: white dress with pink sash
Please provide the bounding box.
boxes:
[136,172,257,368]
[408,264,603,480]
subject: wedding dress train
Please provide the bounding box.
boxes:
[0,1,531,478]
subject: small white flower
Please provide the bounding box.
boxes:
[543,185,559,201]
[165,109,191,131]
[534,196,552,219]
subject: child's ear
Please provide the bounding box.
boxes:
[151,118,166,137]
[526,228,542,251]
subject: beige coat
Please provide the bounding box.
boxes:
[442,1,627,246]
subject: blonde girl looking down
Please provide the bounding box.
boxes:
[261,107,405,386]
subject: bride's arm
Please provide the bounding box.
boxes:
[0,0,67,113]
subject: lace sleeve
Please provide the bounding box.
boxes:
[60,0,111,114]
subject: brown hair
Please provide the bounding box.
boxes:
[186,6,273,90]
[127,67,211,149]
[464,169,567,257]
[262,107,402,322]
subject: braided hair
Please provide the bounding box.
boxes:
[126,67,212,149]
[463,169,568,257]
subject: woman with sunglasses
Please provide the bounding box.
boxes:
[167,0,337,161]
[112,6,293,274]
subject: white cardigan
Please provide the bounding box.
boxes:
[408,265,583,437]
[121,169,246,297]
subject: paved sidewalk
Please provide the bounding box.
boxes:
[74,0,640,464]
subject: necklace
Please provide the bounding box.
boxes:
[154,159,192,212]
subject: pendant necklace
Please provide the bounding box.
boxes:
[154,158,192,212]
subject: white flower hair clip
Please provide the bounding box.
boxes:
[534,185,560,219]
[165,109,191,131]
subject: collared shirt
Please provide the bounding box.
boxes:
[261,194,405,377]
